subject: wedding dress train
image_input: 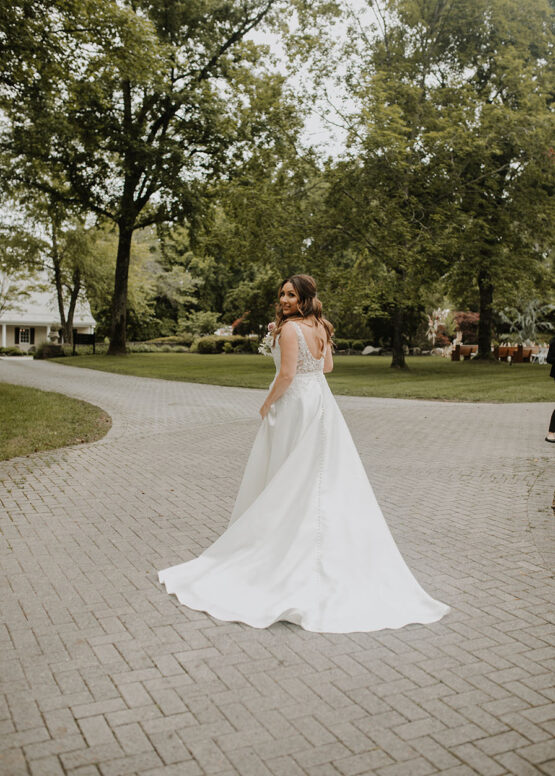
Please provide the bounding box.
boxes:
[158,321,450,632]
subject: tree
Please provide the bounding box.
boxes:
[300,0,554,365]
[0,191,108,344]
[1,0,311,354]
[0,270,46,320]
[303,3,467,367]
[427,0,555,357]
[224,264,282,336]
[0,221,46,318]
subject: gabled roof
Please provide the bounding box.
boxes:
[0,272,96,327]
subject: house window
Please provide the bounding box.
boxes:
[19,328,30,343]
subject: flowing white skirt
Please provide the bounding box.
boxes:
[158,372,451,632]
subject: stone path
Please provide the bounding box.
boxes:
[0,358,553,776]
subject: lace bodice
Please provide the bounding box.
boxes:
[271,320,325,375]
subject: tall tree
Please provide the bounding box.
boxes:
[303,2,466,367]
[441,0,555,357]
[0,0,313,353]
[301,0,554,364]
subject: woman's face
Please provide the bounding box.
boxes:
[279,281,300,316]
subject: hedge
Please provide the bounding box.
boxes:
[196,335,257,354]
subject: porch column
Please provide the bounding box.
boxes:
[1,323,6,348]
[46,325,50,342]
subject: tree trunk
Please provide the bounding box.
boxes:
[51,221,70,343]
[390,307,407,368]
[476,271,495,360]
[107,223,133,355]
[65,266,81,344]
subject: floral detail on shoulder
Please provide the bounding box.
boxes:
[258,321,276,356]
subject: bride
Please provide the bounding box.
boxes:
[158,274,450,633]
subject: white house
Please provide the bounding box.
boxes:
[0,272,96,352]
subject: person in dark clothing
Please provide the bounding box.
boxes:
[546,336,555,443]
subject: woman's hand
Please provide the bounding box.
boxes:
[259,401,271,419]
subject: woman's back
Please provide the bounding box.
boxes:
[271,319,326,378]
[296,317,328,360]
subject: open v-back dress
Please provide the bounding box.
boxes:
[158,320,451,632]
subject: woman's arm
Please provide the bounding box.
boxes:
[323,341,334,373]
[259,323,298,418]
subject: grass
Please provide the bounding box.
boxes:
[0,383,112,461]
[51,352,554,403]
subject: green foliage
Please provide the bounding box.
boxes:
[333,339,352,351]
[178,310,221,337]
[0,0,323,352]
[332,339,373,352]
[300,0,555,365]
[85,225,197,340]
[33,343,65,359]
[196,335,254,354]
[2,0,552,356]
[224,264,282,337]
[499,300,555,345]
[0,220,50,317]
[144,334,194,346]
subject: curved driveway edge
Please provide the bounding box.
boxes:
[0,358,553,776]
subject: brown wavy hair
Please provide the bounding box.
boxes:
[271,274,335,348]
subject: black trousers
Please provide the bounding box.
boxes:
[550,409,555,433]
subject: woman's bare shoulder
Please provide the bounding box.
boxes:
[302,317,326,336]
[279,320,298,337]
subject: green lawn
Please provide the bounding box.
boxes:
[0,383,112,461]
[51,353,554,402]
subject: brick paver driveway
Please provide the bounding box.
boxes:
[1,358,553,776]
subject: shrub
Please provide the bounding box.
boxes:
[0,346,24,356]
[334,338,352,351]
[435,331,451,347]
[350,340,365,351]
[71,343,108,356]
[197,337,217,354]
[196,335,253,354]
[127,343,158,353]
[454,311,480,344]
[127,342,190,353]
[222,341,233,353]
[144,334,194,347]
[34,343,65,359]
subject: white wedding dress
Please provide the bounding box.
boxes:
[158,321,451,632]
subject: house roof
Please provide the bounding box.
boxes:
[0,272,96,327]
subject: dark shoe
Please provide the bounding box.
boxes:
[545,436,555,443]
